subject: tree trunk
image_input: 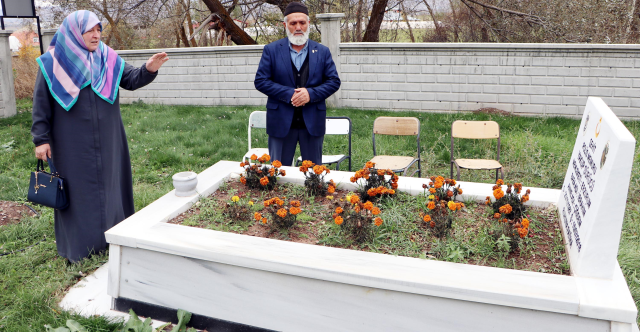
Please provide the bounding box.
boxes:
[264,0,295,15]
[183,0,198,47]
[422,0,445,41]
[448,0,459,42]
[400,1,415,42]
[355,0,364,41]
[180,24,191,47]
[201,0,256,45]
[625,0,640,43]
[363,0,389,42]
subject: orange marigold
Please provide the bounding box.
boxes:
[260,154,270,162]
[350,176,357,182]
[427,201,436,210]
[371,207,381,215]
[262,217,267,224]
[377,169,385,176]
[289,207,301,215]
[518,227,528,238]
[496,179,504,185]
[498,204,513,214]
[522,218,530,228]
[493,188,504,200]
[434,180,443,189]
[327,186,335,194]
[260,176,269,186]
[502,218,508,223]
[363,201,374,210]
[447,201,457,211]
[354,205,361,213]
[269,168,275,176]
[302,160,314,168]
[388,190,396,195]
[277,208,287,218]
[313,165,325,175]
[494,213,501,219]
[240,177,247,185]
[250,154,258,161]
[254,212,262,221]
[335,207,343,214]
[240,162,245,167]
[374,217,383,226]
[521,195,530,203]
[272,160,282,168]
[291,200,301,207]
[447,190,454,197]
[335,216,344,225]
[365,161,375,169]
[457,188,463,195]
[450,179,456,185]
[429,188,436,194]
[275,198,284,206]
[423,214,431,222]
[300,166,308,173]
[280,170,286,176]
[430,221,436,228]
[350,195,360,204]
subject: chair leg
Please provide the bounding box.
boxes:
[456,165,461,181]
[496,169,499,182]
[500,167,504,180]
[335,161,341,171]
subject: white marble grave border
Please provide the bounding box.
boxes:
[105,160,638,331]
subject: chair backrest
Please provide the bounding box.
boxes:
[451,120,499,139]
[248,111,267,150]
[372,117,420,157]
[326,117,351,135]
[373,117,420,136]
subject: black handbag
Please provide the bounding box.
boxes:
[27,157,69,210]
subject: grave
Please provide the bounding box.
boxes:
[99,97,637,331]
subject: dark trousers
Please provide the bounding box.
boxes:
[268,128,324,166]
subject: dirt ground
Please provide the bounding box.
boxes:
[0,201,37,227]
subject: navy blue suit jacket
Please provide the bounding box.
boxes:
[254,38,341,138]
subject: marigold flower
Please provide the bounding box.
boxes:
[389,190,395,195]
[300,166,308,173]
[328,186,335,194]
[377,169,385,176]
[428,188,436,194]
[428,195,435,200]
[261,154,270,162]
[231,195,240,202]
[312,165,324,175]
[447,190,453,197]
[496,179,504,185]
[518,227,528,238]
[447,201,457,211]
[334,216,344,225]
[363,201,373,210]
[522,218,530,228]
[275,198,284,206]
[254,212,263,221]
[450,179,456,185]
[280,170,286,176]
[326,195,334,200]
[494,213,501,219]
[422,184,428,189]
[262,217,267,224]
[260,176,270,186]
[350,195,360,204]
[263,200,270,207]
[349,176,356,183]
[498,204,513,214]
[333,207,342,215]
[276,208,287,218]
[457,188,463,195]
[434,180,443,189]
[269,168,275,176]
[493,188,504,200]
[365,161,375,169]
[371,207,381,215]
[521,195,530,203]
[427,201,436,210]
[240,177,247,185]
[240,162,245,167]
[430,221,436,228]
[289,207,301,215]
[502,218,508,223]
[355,205,363,213]
[423,214,431,222]
[272,160,282,168]
[250,154,258,161]
[372,217,382,226]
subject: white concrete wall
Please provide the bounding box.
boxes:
[118,43,640,118]
[0,30,16,118]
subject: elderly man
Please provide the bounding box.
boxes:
[254,2,341,166]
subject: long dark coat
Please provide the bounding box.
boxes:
[31,63,157,262]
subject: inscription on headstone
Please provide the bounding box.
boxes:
[558,97,636,279]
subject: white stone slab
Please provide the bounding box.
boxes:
[105,160,638,326]
[557,97,637,279]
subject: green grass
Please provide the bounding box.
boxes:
[1,99,639,329]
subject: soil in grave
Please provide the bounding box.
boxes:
[0,201,37,227]
[168,180,570,275]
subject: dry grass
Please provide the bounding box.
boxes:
[12,45,40,100]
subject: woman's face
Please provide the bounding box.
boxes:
[82,24,101,52]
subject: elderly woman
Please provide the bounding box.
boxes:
[31,10,168,263]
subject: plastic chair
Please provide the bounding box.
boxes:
[296,116,352,171]
[370,116,421,177]
[243,111,268,162]
[450,120,504,181]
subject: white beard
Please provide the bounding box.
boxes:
[286,28,309,46]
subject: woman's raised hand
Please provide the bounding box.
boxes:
[145,52,169,73]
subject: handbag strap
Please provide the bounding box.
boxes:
[46,156,59,176]
[37,159,45,172]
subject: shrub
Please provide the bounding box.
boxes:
[349,161,398,202]
[299,160,336,196]
[222,195,253,222]
[419,176,463,238]
[332,193,383,243]
[13,44,40,100]
[257,197,302,229]
[485,180,532,252]
[239,154,283,190]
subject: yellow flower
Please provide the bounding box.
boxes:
[326,195,334,200]
[428,195,434,200]
[231,196,240,202]
[447,201,456,211]
[248,201,254,206]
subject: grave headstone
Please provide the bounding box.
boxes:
[558,97,636,279]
